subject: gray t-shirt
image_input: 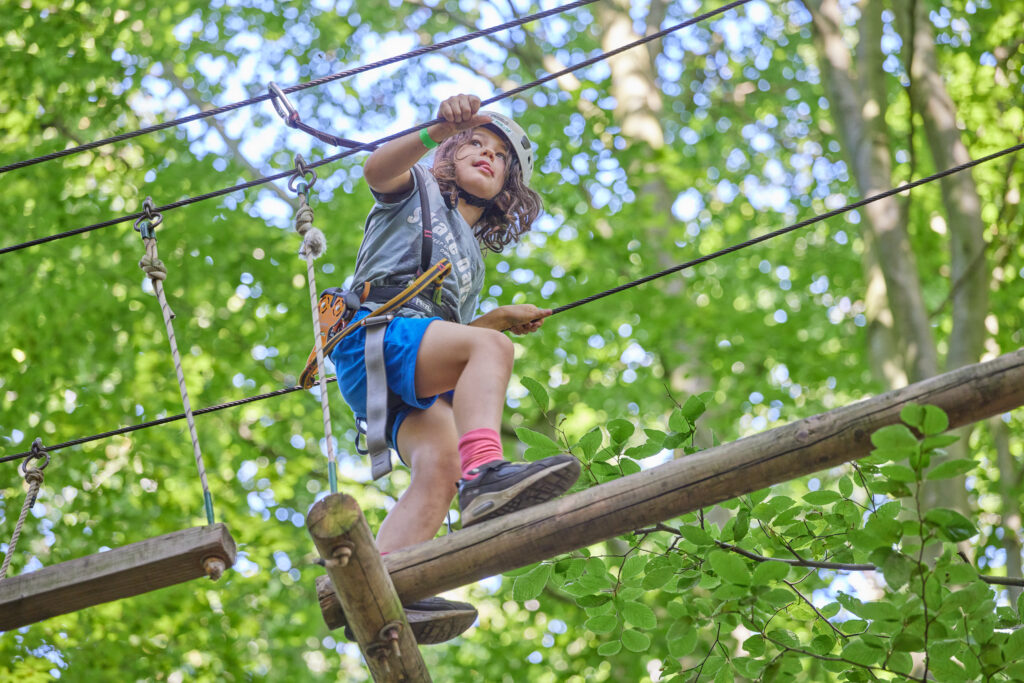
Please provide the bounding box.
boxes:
[351,165,486,324]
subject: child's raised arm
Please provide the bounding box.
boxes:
[363,94,492,195]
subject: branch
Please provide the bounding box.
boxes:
[163,65,297,208]
[625,532,1024,588]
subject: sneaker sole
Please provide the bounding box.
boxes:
[344,606,477,645]
[407,607,478,644]
[462,459,581,527]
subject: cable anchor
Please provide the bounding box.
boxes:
[288,154,318,195]
[133,196,163,239]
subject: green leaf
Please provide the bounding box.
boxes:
[708,550,750,585]
[751,560,790,585]
[642,565,677,590]
[926,458,975,480]
[520,376,549,412]
[743,635,765,656]
[515,427,561,453]
[920,405,949,435]
[842,641,883,666]
[597,640,621,656]
[880,464,917,482]
[803,490,840,505]
[922,434,960,450]
[513,563,551,602]
[621,601,657,629]
[838,475,853,498]
[681,394,706,421]
[620,628,651,653]
[607,418,634,443]
[621,554,647,579]
[619,457,641,475]
[924,508,978,542]
[575,428,603,460]
[585,615,618,634]
[871,424,918,451]
[678,525,714,546]
[900,403,926,429]
[734,506,750,542]
[667,620,698,657]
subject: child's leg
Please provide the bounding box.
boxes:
[411,321,513,435]
[376,399,461,553]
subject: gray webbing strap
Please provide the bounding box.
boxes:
[364,315,393,480]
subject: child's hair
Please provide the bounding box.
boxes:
[431,129,543,252]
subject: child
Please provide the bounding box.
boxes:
[329,94,580,642]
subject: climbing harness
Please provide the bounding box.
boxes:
[290,155,340,493]
[298,166,451,479]
[1,439,49,580]
[135,198,217,525]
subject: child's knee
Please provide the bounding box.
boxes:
[475,328,514,369]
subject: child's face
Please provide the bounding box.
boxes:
[453,128,510,199]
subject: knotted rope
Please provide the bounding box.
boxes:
[1,439,49,580]
[135,198,216,524]
[291,157,339,493]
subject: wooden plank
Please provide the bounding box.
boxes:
[314,348,1024,614]
[0,524,235,631]
[307,494,430,683]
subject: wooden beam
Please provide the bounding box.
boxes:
[314,348,1024,616]
[0,524,235,631]
[307,494,430,682]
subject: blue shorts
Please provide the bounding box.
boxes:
[330,310,447,457]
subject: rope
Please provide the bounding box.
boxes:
[0,0,601,176]
[291,161,339,493]
[1,440,48,580]
[0,0,752,257]
[136,205,216,525]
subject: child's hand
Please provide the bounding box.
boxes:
[436,94,491,138]
[502,304,552,335]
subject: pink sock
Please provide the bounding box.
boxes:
[458,428,504,480]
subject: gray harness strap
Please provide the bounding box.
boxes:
[361,165,436,481]
[363,315,394,480]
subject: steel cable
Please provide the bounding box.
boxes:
[0,0,752,256]
[0,0,601,176]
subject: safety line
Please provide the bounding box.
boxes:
[0,0,600,176]
[549,141,1024,317]
[0,380,335,465]
[4,141,1021,466]
[0,0,752,256]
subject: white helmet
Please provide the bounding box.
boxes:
[480,110,534,185]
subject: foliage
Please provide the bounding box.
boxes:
[0,0,1021,681]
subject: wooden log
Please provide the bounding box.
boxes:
[0,524,235,631]
[307,493,430,683]
[313,348,1024,616]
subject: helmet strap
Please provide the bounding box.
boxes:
[457,187,494,208]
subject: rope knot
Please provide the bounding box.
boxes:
[24,468,45,487]
[294,201,315,236]
[139,254,168,280]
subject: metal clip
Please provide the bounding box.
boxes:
[268,82,300,127]
[23,438,50,474]
[288,153,318,194]
[133,196,163,238]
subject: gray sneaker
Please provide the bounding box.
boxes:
[342,597,477,645]
[458,455,581,527]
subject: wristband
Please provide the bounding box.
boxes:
[419,127,439,149]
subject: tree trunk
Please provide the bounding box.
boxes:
[805,0,939,385]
